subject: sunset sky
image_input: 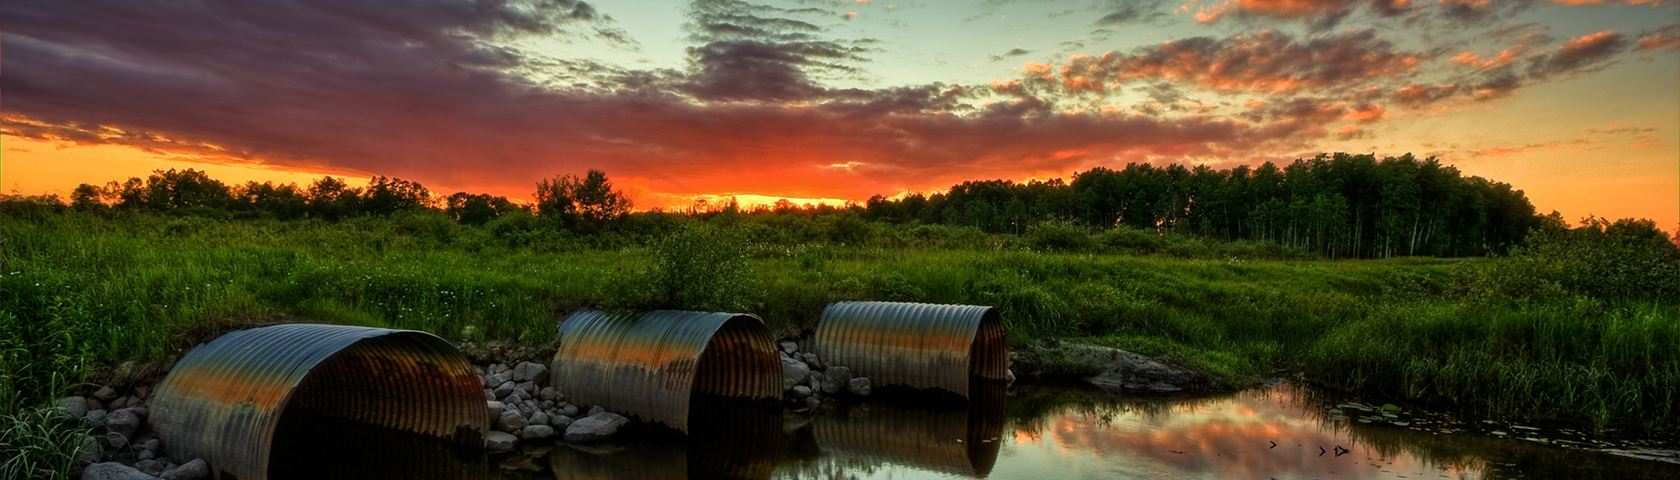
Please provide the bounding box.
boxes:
[3,0,1676,225]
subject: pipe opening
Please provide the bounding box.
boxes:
[969,309,1008,382]
[693,317,780,399]
[268,334,485,478]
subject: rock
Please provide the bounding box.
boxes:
[134,460,167,476]
[85,409,109,427]
[1005,368,1016,385]
[139,438,160,453]
[137,450,155,461]
[496,410,528,432]
[493,381,516,399]
[515,381,534,397]
[108,397,129,410]
[781,355,812,391]
[79,462,154,480]
[538,387,559,401]
[486,401,506,424]
[588,405,605,417]
[512,362,549,384]
[779,340,799,354]
[1017,341,1204,394]
[822,366,852,395]
[484,390,495,401]
[549,415,575,429]
[799,352,822,370]
[103,432,129,450]
[56,397,89,419]
[485,431,519,453]
[75,435,102,465]
[504,391,524,405]
[564,412,629,444]
[133,385,152,400]
[530,411,549,426]
[520,424,555,440]
[86,398,105,412]
[559,404,579,417]
[790,385,813,398]
[807,373,825,393]
[847,377,872,396]
[93,386,119,402]
[106,409,143,438]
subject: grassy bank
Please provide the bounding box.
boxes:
[2,213,1676,434]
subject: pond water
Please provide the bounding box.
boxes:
[275,383,1678,479]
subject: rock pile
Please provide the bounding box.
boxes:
[478,361,628,456]
[58,383,208,480]
[776,339,873,412]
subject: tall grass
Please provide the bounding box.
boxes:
[2,213,1676,434]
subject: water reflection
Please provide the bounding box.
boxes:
[276,383,1676,479]
[270,409,488,480]
[800,384,1007,477]
[546,396,782,480]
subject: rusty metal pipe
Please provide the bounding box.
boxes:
[150,324,488,480]
[811,301,1008,399]
[549,310,780,433]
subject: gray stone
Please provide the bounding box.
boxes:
[821,366,852,395]
[790,385,813,398]
[75,435,102,465]
[86,398,105,412]
[106,409,143,438]
[103,432,129,450]
[139,438,160,452]
[779,354,813,391]
[559,404,579,417]
[93,386,119,402]
[549,415,575,429]
[1016,341,1203,393]
[520,424,556,440]
[563,412,629,444]
[493,381,516,399]
[807,373,825,393]
[136,450,155,461]
[134,460,167,476]
[85,409,109,427]
[485,431,519,453]
[79,462,154,480]
[538,386,559,401]
[779,340,799,354]
[497,410,528,432]
[485,390,495,401]
[1005,368,1016,385]
[486,401,506,424]
[847,377,872,396]
[108,396,130,410]
[799,352,822,370]
[133,385,151,400]
[57,397,89,419]
[515,381,534,397]
[160,459,207,480]
[529,411,549,426]
[588,405,605,417]
[512,362,549,384]
[504,391,524,405]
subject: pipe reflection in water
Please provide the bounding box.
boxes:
[807,384,1008,478]
[268,409,488,480]
[547,396,783,480]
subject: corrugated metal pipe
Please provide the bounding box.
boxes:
[549,310,781,433]
[812,384,1008,476]
[811,301,1009,399]
[150,323,488,480]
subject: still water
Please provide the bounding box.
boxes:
[278,384,1677,479]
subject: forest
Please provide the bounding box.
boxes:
[34,153,1542,259]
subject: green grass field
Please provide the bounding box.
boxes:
[2,213,1676,435]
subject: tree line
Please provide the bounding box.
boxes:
[1,152,1614,258]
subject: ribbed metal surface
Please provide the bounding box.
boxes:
[550,310,781,433]
[547,397,780,480]
[150,324,488,480]
[812,384,1008,477]
[811,301,1009,398]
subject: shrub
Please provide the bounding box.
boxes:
[1460,217,1680,302]
[1025,219,1093,251]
